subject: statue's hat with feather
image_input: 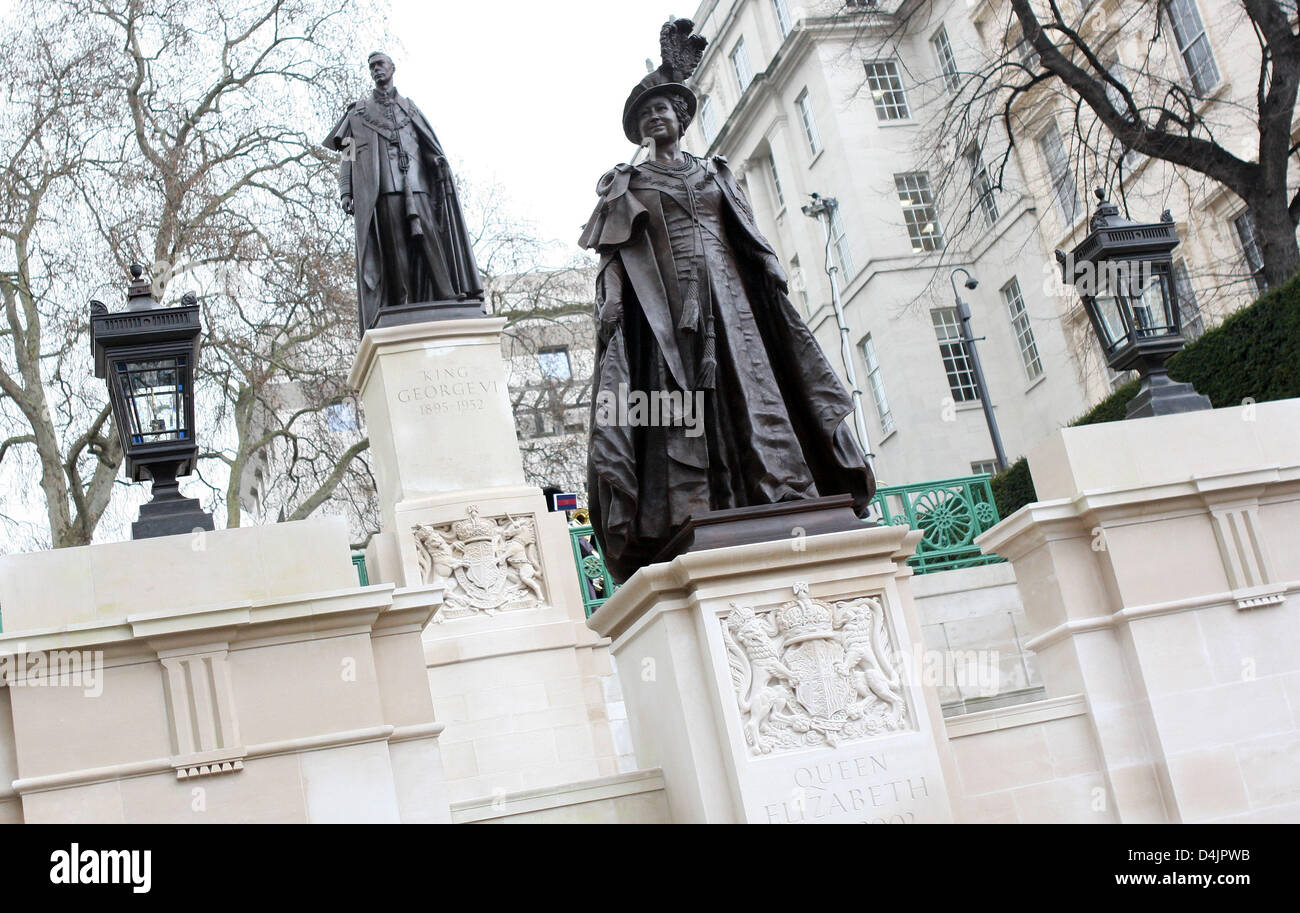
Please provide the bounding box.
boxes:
[621,17,708,145]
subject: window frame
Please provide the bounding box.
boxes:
[931,306,981,403]
[1232,209,1267,293]
[829,203,856,278]
[864,59,912,121]
[730,37,755,93]
[1002,277,1044,382]
[1037,121,1081,227]
[966,144,1000,228]
[860,333,896,436]
[1164,0,1221,96]
[767,148,785,210]
[699,96,720,143]
[773,0,792,38]
[895,172,945,253]
[932,25,961,94]
[795,88,822,155]
[536,346,573,382]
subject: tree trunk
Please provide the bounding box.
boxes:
[1246,188,1300,290]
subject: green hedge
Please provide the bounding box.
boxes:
[990,457,1036,520]
[992,271,1300,515]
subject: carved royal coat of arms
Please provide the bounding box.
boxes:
[412,506,547,622]
[722,582,908,755]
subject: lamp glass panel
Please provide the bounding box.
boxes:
[117,357,186,444]
[1090,294,1128,352]
[1128,267,1175,338]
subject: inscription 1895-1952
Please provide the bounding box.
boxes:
[395,366,499,416]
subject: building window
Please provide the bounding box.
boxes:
[828,203,855,278]
[796,89,821,154]
[790,254,811,312]
[1038,121,1081,226]
[1104,56,1141,169]
[932,25,961,94]
[1002,277,1043,381]
[1233,210,1267,293]
[773,0,792,36]
[537,347,572,381]
[895,172,944,252]
[966,144,999,228]
[860,334,896,436]
[971,460,998,477]
[1013,35,1040,69]
[326,402,358,432]
[768,149,785,210]
[1172,259,1205,341]
[1165,0,1220,95]
[865,60,911,120]
[931,307,980,402]
[731,37,754,93]
[699,96,720,144]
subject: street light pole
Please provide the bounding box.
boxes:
[950,267,1008,473]
[801,193,873,467]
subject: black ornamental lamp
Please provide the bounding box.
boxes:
[90,264,214,539]
[1056,190,1211,419]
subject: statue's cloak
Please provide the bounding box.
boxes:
[579,155,875,583]
[324,92,481,329]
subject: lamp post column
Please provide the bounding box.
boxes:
[950,268,1008,473]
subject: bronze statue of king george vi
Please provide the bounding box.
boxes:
[326,52,484,334]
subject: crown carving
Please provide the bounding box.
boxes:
[451,505,497,544]
[774,583,834,644]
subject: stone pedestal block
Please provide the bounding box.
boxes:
[350,317,622,802]
[978,399,1300,823]
[588,525,958,824]
[0,518,451,823]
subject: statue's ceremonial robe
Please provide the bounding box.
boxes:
[580,153,875,582]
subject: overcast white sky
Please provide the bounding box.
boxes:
[390,1,684,261]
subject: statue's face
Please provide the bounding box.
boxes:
[637,95,681,145]
[369,55,395,86]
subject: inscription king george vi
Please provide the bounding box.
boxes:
[413,506,546,621]
[395,366,499,417]
[723,582,909,755]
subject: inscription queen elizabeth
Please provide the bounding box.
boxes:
[723,582,909,755]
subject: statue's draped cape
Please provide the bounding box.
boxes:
[579,154,875,582]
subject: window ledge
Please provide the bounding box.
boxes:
[875,118,918,129]
[877,427,898,446]
[808,148,825,169]
[1024,373,1047,394]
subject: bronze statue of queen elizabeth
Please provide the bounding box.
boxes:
[580,18,876,583]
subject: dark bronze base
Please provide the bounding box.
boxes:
[369,299,486,332]
[132,495,215,540]
[1125,368,1213,419]
[652,494,872,565]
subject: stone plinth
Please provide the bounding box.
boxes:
[348,318,525,533]
[0,518,450,823]
[977,398,1300,823]
[588,525,958,824]
[350,317,623,802]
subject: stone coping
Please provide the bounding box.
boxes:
[944,693,1088,739]
[449,768,666,823]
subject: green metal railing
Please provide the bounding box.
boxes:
[569,525,618,618]
[869,474,1005,574]
[352,553,370,586]
[566,475,1003,615]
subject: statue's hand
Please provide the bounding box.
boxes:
[761,254,789,295]
[341,195,354,215]
[598,301,623,344]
